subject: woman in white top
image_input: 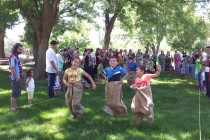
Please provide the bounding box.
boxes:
[25,69,35,105]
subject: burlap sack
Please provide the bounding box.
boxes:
[127,71,136,87]
[103,81,128,117]
[65,81,84,119]
[131,86,154,117]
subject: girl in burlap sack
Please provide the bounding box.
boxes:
[130,64,161,124]
[63,58,96,119]
[126,57,138,87]
[102,56,128,117]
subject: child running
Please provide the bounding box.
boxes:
[102,56,128,117]
[63,58,96,119]
[130,65,161,124]
[25,69,35,106]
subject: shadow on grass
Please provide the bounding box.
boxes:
[1,68,210,139]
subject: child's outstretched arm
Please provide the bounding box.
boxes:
[82,71,96,89]
[148,64,161,78]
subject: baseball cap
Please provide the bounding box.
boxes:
[50,40,59,45]
[59,49,64,52]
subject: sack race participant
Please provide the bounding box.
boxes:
[102,56,128,117]
[130,65,161,124]
[63,58,96,119]
[127,57,138,87]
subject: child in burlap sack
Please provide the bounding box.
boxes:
[130,65,161,124]
[102,56,128,117]
[63,58,96,119]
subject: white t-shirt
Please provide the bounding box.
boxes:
[27,78,35,91]
[205,67,209,72]
[202,52,207,62]
[46,48,58,73]
[91,52,96,59]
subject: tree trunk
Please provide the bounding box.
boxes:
[156,44,160,53]
[33,30,39,66]
[35,38,49,80]
[103,4,121,50]
[18,0,60,80]
[0,28,6,58]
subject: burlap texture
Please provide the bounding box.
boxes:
[103,81,128,117]
[65,81,84,118]
[131,86,154,117]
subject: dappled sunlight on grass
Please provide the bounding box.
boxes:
[1,67,210,139]
[106,134,124,140]
[126,129,147,138]
[40,108,68,120]
[179,132,193,139]
[0,90,10,95]
[152,133,177,140]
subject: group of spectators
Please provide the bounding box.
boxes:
[8,40,210,111]
[53,45,210,98]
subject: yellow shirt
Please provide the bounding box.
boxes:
[65,68,84,82]
[118,53,124,64]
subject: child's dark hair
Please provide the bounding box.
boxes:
[110,56,118,62]
[26,69,34,78]
[138,65,146,74]
[99,59,103,63]
[194,53,199,59]
[128,57,133,60]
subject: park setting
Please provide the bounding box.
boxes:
[0,0,210,140]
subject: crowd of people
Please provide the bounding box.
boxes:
[8,40,210,124]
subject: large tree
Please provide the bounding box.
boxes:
[103,0,128,50]
[17,0,97,80]
[0,1,19,58]
[118,0,208,52]
[16,0,60,79]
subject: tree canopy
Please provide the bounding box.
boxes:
[0,0,209,79]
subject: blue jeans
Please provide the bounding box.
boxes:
[190,64,196,78]
[48,73,56,98]
[197,72,202,91]
[205,72,210,97]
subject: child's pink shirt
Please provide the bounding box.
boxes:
[135,74,152,88]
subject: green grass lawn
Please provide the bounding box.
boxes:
[0,65,210,140]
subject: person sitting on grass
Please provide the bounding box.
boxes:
[25,69,35,106]
[102,56,128,117]
[130,65,161,124]
[63,58,96,119]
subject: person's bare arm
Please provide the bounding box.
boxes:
[102,73,108,81]
[50,61,58,74]
[147,65,161,78]
[10,67,19,82]
[82,71,96,89]
[82,54,87,62]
